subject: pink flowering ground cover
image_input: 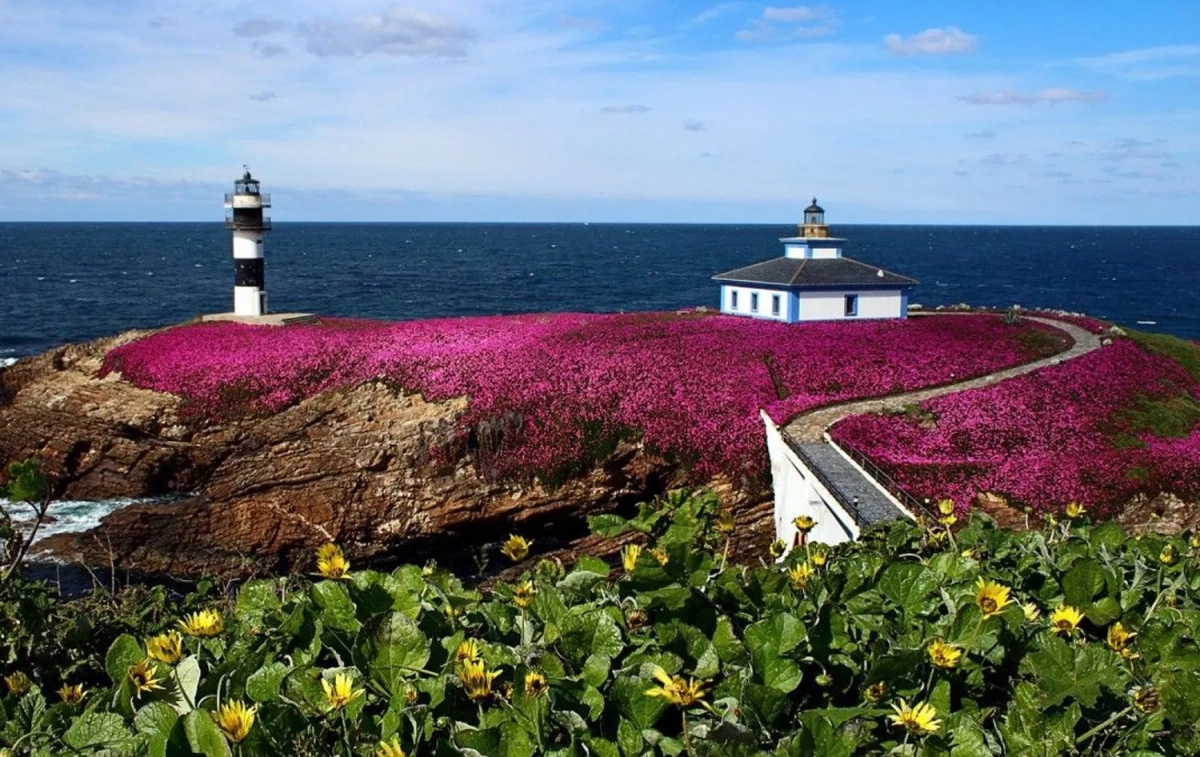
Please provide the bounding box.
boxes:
[831,335,1200,514]
[101,312,1067,483]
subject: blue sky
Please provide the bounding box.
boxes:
[0,1,1197,223]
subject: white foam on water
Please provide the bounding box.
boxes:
[2,495,178,543]
[0,357,16,368]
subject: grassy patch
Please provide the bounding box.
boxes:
[1116,393,1200,439]
[1013,326,1070,356]
[1128,329,1200,381]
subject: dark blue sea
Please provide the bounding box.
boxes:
[1,223,1199,360]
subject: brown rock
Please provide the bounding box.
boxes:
[2,332,771,579]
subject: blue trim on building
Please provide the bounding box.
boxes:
[900,288,909,319]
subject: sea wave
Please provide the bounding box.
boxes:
[1,495,180,543]
[0,357,17,368]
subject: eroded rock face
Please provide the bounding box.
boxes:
[0,333,772,578]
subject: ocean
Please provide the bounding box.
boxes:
[2,223,1199,365]
[1,222,1198,581]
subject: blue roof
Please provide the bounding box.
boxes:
[713,256,918,288]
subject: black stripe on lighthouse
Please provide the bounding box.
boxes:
[234,258,264,288]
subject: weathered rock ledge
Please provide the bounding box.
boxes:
[0,333,772,578]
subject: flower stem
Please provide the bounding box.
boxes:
[1076,706,1132,746]
[682,708,693,755]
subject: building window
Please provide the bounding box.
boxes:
[750,293,759,312]
[771,294,781,316]
[730,290,738,310]
[844,294,858,317]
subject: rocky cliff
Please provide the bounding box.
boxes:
[0,333,771,578]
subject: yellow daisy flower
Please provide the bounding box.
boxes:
[715,510,736,535]
[975,579,1014,618]
[936,498,955,516]
[1107,622,1136,653]
[128,659,164,697]
[787,562,814,590]
[512,580,537,610]
[768,539,787,559]
[810,546,828,567]
[622,544,642,573]
[316,543,350,579]
[146,631,183,664]
[1132,685,1161,714]
[454,639,480,664]
[1160,544,1177,565]
[644,666,712,710]
[648,546,670,566]
[58,683,86,704]
[792,515,816,534]
[458,659,500,701]
[178,609,224,638]
[524,671,549,698]
[888,699,941,735]
[3,672,30,695]
[926,639,963,670]
[1051,605,1084,635]
[376,737,407,757]
[1022,602,1041,622]
[1064,501,1085,519]
[501,535,532,562]
[865,681,888,704]
[321,672,364,711]
[214,700,256,743]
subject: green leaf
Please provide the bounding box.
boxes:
[105,633,144,686]
[1062,558,1107,607]
[617,717,644,757]
[745,613,805,693]
[1021,638,1117,708]
[63,711,133,751]
[311,580,362,633]
[246,661,290,703]
[235,579,281,625]
[184,709,229,757]
[134,701,179,737]
[877,562,940,617]
[361,611,431,695]
[582,654,612,688]
[167,655,201,715]
[588,513,632,537]
[613,675,669,730]
[712,616,749,666]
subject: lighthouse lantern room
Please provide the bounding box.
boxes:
[224,169,272,316]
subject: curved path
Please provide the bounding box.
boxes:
[783,315,1104,443]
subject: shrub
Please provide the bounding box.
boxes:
[1,491,1198,756]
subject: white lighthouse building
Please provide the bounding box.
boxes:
[224,170,271,316]
[714,199,916,322]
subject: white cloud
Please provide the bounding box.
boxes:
[683,119,706,131]
[249,91,277,102]
[691,3,746,25]
[958,88,1109,105]
[600,104,651,114]
[737,5,836,42]
[298,6,474,58]
[233,18,288,38]
[885,26,977,56]
[762,6,832,22]
[980,153,1028,166]
[1077,44,1200,81]
[965,129,996,139]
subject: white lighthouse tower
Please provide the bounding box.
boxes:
[224,169,271,316]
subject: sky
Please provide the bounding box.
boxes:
[0,1,1198,224]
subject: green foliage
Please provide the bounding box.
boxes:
[1116,393,1200,441]
[1,489,1199,756]
[1128,329,1200,382]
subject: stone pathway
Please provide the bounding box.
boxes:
[780,315,1104,525]
[783,316,1104,442]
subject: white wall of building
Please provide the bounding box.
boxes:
[762,411,859,551]
[798,290,904,321]
[720,285,791,321]
[783,241,843,259]
[233,286,266,316]
[232,233,264,259]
